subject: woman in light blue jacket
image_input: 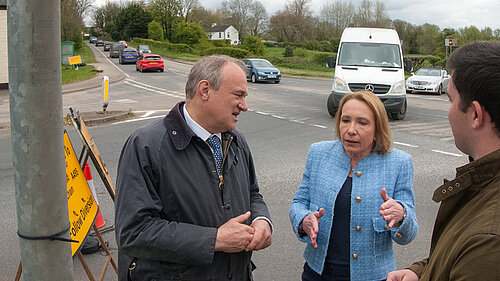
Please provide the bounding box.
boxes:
[290,91,417,281]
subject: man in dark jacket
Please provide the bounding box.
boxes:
[115,55,272,281]
[387,41,500,280]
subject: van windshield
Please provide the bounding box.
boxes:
[338,42,402,68]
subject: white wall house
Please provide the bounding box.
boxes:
[0,0,8,89]
[205,24,239,46]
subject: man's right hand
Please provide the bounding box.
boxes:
[387,269,419,281]
[302,208,325,248]
[215,211,255,253]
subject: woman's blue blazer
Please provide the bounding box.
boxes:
[290,141,418,281]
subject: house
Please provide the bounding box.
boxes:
[205,24,239,46]
[0,0,7,89]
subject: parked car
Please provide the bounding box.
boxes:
[242,58,281,83]
[406,67,450,95]
[136,54,164,72]
[110,43,125,58]
[118,40,128,47]
[119,48,139,64]
[96,39,104,47]
[103,42,112,52]
[137,45,151,55]
[89,36,97,44]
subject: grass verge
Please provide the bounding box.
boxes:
[62,43,97,84]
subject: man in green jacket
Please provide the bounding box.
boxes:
[387,41,500,280]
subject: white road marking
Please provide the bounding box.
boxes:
[432,150,463,157]
[141,111,156,118]
[394,141,418,148]
[115,99,138,103]
[312,124,327,129]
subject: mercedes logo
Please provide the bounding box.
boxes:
[365,84,375,92]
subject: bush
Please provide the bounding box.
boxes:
[133,37,194,54]
[284,46,293,57]
[204,47,250,59]
[294,48,308,58]
[404,54,442,70]
[175,21,206,45]
[239,36,265,56]
[148,21,164,41]
[212,40,231,47]
[312,52,335,66]
[263,42,275,47]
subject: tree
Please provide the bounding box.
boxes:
[219,0,253,37]
[180,0,200,22]
[174,21,206,45]
[92,1,123,37]
[61,0,84,48]
[319,0,355,38]
[150,0,182,41]
[417,24,440,55]
[114,3,152,41]
[148,20,164,41]
[189,6,220,29]
[247,1,267,37]
[239,36,265,55]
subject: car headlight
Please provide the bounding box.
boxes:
[258,71,265,75]
[406,79,413,85]
[333,77,349,93]
[389,80,406,95]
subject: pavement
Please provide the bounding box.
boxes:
[0,42,129,137]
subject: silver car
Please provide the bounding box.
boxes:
[406,67,450,95]
[137,45,151,55]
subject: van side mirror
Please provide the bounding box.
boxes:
[404,59,413,72]
[327,56,336,68]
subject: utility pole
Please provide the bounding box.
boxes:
[8,0,74,280]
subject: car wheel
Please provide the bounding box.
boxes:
[437,84,443,95]
[274,80,280,84]
[160,69,164,72]
[139,66,143,72]
[327,93,337,117]
[251,74,257,83]
[391,98,407,120]
[136,65,139,71]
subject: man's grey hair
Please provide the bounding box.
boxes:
[185,55,248,100]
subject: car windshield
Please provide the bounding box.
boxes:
[252,60,273,68]
[338,42,402,68]
[123,50,136,54]
[140,46,150,50]
[145,56,161,60]
[415,68,441,76]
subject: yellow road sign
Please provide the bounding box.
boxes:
[68,55,82,65]
[64,131,98,256]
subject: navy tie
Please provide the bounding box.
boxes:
[207,135,223,175]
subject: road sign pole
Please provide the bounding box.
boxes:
[8,0,74,280]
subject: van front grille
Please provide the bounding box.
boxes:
[348,83,391,94]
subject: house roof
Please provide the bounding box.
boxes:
[205,25,233,33]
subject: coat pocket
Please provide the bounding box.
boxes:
[371,217,391,255]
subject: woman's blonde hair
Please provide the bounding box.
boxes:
[334,91,393,154]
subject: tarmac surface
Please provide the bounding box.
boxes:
[0,42,129,138]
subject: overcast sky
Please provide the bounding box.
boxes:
[93,0,500,31]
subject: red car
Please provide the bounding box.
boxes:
[136,54,164,72]
[118,40,128,48]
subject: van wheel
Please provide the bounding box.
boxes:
[391,98,407,120]
[251,74,257,83]
[327,93,337,117]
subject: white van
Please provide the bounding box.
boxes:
[327,27,412,120]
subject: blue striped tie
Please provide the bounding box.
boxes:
[207,135,223,175]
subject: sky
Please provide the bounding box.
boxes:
[92,0,500,31]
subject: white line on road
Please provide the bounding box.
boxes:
[116,115,164,124]
[432,150,463,157]
[312,124,327,129]
[141,111,156,118]
[394,141,419,148]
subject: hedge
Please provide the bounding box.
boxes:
[404,54,443,70]
[204,47,250,59]
[132,38,194,54]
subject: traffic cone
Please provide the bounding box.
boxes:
[83,162,106,229]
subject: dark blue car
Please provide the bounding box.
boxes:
[119,48,139,64]
[243,59,281,83]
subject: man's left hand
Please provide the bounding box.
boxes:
[245,219,272,251]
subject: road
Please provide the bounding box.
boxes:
[0,48,467,280]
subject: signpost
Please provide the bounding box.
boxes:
[445,39,458,59]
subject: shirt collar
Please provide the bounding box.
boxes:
[183,104,221,141]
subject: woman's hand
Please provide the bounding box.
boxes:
[379,188,405,228]
[302,208,325,248]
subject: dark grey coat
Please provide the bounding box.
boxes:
[115,102,271,281]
